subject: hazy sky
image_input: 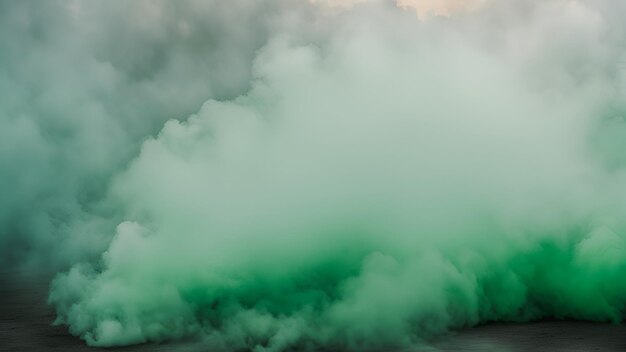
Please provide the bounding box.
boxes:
[317,0,488,17]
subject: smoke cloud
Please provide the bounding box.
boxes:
[0,0,311,269]
[2,0,626,350]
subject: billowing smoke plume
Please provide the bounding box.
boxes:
[0,0,313,269]
[3,0,626,351]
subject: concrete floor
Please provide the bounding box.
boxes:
[2,270,625,352]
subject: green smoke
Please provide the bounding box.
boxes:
[3,0,626,351]
[0,0,302,269]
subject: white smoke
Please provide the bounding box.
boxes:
[2,0,626,351]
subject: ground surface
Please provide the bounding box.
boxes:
[2,269,625,351]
